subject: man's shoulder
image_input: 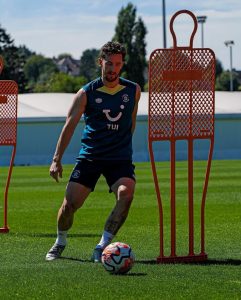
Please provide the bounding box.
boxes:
[82,77,103,93]
[119,77,137,90]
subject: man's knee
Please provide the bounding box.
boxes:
[65,182,91,209]
[118,185,134,203]
[61,199,77,215]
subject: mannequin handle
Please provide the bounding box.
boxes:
[170,10,198,49]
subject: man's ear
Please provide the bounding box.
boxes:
[98,58,102,67]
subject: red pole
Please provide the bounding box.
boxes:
[201,139,214,254]
[170,139,176,257]
[2,145,16,232]
[188,139,194,255]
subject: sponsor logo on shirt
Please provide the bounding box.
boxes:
[122,94,129,102]
[95,98,103,104]
[103,105,125,131]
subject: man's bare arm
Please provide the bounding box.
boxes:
[131,84,141,134]
[50,89,87,182]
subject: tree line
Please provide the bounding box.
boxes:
[0,3,240,93]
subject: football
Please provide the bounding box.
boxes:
[101,242,135,275]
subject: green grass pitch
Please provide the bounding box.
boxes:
[0,160,241,299]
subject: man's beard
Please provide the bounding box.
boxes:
[104,72,119,82]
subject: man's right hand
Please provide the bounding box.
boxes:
[49,160,63,183]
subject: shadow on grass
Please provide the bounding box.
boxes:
[22,233,101,238]
[60,257,148,276]
[60,256,88,263]
[195,259,241,266]
[59,257,241,267]
[136,260,157,265]
[124,272,147,276]
[136,259,241,266]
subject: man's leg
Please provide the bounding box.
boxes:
[92,177,135,262]
[46,182,91,261]
[105,177,135,234]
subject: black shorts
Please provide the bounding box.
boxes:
[69,160,136,192]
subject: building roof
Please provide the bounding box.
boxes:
[55,57,80,76]
[17,92,241,119]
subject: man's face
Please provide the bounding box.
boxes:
[99,54,124,83]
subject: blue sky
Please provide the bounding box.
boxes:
[0,0,240,70]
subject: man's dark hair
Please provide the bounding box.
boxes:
[99,41,126,61]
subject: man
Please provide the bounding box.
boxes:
[46,41,141,262]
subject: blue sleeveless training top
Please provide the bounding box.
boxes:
[78,77,137,160]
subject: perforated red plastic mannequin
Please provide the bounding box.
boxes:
[0,56,18,233]
[148,10,215,263]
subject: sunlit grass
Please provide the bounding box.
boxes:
[0,161,241,299]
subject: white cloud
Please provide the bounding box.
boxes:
[141,7,241,69]
[0,1,240,69]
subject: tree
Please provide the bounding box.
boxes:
[216,58,223,78]
[132,17,147,90]
[43,73,87,93]
[24,55,58,92]
[0,24,28,92]
[112,3,147,90]
[215,71,240,91]
[18,45,35,60]
[57,53,73,60]
[79,49,100,81]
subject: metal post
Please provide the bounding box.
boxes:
[230,45,233,92]
[197,16,207,48]
[201,22,204,48]
[224,40,234,92]
[162,0,167,48]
